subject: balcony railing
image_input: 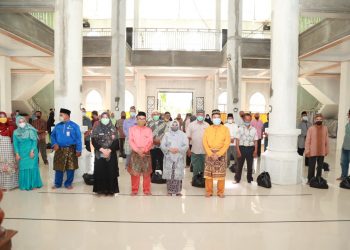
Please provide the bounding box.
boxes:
[83,28,112,37]
[242,30,270,39]
[133,28,222,51]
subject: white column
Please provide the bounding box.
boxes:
[336,61,350,166]
[105,79,112,111]
[111,0,126,117]
[205,76,214,113]
[261,0,302,185]
[214,72,220,109]
[51,0,92,183]
[215,0,221,50]
[134,0,139,29]
[240,80,247,111]
[135,71,146,111]
[227,0,242,118]
[54,0,82,125]
[0,56,11,114]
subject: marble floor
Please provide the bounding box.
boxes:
[2,139,350,250]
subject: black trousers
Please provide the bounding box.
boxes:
[297,147,309,166]
[235,146,255,182]
[150,148,164,173]
[308,156,324,182]
[119,138,126,157]
[257,139,262,157]
[85,140,91,152]
[186,145,192,166]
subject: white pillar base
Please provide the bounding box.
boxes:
[261,129,303,185]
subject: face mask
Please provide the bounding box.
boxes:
[18,122,26,128]
[171,126,179,132]
[137,120,146,126]
[164,117,169,122]
[153,115,160,121]
[244,122,251,127]
[227,119,233,124]
[255,116,259,120]
[0,118,6,124]
[213,118,221,125]
[82,112,86,116]
[36,115,41,119]
[101,118,110,125]
[59,116,65,122]
[130,112,136,117]
[197,116,204,122]
[121,115,126,119]
[315,121,323,126]
[302,116,308,122]
[206,116,209,119]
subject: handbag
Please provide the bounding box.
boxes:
[151,159,167,184]
[309,176,328,189]
[340,176,350,189]
[83,173,94,185]
[192,172,205,188]
[257,172,272,188]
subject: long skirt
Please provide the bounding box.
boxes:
[0,136,18,190]
[204,154,227,180]
[93,152,119,195]
[19,168,43,191]
[166,163,182,194]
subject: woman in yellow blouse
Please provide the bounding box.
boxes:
[202,109,231,198]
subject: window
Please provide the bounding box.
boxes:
[249,92,266,113]
[125,90,135,110]
[86,90,103,111]
[218,91,227,113]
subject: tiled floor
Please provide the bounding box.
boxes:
[2,139,350,250]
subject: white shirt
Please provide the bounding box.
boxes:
[236,125,258,147]
[186,121,209,154]
[224,122,239,146]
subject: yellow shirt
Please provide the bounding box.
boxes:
[202,125,231,157]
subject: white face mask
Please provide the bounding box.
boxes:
[302,116,308,121]
[18,122,26,128]
[227,119,233,124]
[59,116,65,122]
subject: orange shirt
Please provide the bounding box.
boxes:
[202,125,231,157]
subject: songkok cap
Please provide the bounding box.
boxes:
[60,108,71,116]
[137,111,147,117]
[212,109,221,115]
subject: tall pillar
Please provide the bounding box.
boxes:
[214,72,220,109]
[336,61,350,166]
[215,0,221,50]
[261,0,302,185]
[54,0,82,125]
[51,0,91,182]
[205,76,214,113]
[111,0,126,117]
[227,0,242,120]
[135,70,146,111]
[0,56,11,114]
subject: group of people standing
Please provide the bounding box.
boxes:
[1,105,349,196]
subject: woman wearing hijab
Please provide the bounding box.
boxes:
[0,112,18,190]
[91,112,120,195]
[13,116,42,191]
[161,121,189,196]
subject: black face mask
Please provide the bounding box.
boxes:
[255,116,259,120]
[36,116,41,119]
[315,121,323,126]
[121,116,126,119]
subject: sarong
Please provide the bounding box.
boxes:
[53,146,78,171]
[127,151,152,176]
[204,153,227,180]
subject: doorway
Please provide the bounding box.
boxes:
[157,91,193,117]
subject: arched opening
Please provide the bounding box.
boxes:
[86,90,103,111]
[249,92,266,113]
[125,90,135,110]
[218,91,227,113]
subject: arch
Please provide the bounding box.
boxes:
[249,92,266,113]
[218,91,227,112]
[85,89,103,111]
